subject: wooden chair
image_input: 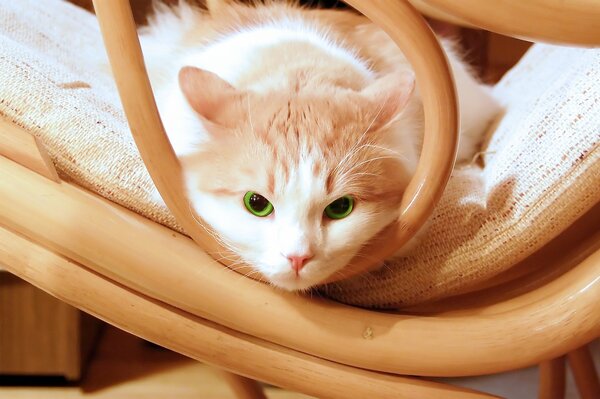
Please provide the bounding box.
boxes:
[1,0,599,398]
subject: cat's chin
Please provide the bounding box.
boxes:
[266,274,324,292]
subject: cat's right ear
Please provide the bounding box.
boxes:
[178,66,243,130]
[361,70,416,131]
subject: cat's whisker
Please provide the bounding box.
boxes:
[361,143,404,157]
[334,145,404,185]
[335,144,373,175]
[331,142,363,177]
[345,172,379,178]
[213,255,246,270]
[214,255,245,266]
[336,142,411,185]
[363,95,389,134]
[357,154,402,166]
[187,202,243,255]
[331,261,379,288]
[329,269,355,283]
[219,262,261,283]
[342,154,401,175]
[332,98,389,175]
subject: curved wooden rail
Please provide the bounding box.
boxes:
[411,0,600,46]
[408,0,475,27]
[92,0,458,283]
[91,0,225,259]
[0,226,495,399]
[1,155,598,377]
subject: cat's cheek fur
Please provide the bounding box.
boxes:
[268,204,399,291]
[183,168,270,260]
[161,90,209,156]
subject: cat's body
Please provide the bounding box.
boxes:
[130,1,499,290]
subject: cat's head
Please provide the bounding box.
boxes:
[176,66,416,290]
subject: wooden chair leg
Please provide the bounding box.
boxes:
[538,356,566,399]
[567,344,600,399]
[219,370,267,399]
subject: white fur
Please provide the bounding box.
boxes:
[128,3,500,290]
[186,155,394,290]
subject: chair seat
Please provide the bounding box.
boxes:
[1,0,598,308]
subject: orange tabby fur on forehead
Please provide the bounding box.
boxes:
[182,85,411,204]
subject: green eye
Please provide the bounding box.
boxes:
[325,195,354,220]
[244,191,274,217]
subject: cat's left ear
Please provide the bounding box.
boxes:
[178,66,244,127]
[361,70,415,131]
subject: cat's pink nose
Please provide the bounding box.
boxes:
[287,254,314,275]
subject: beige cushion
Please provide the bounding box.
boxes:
[327,45,600,308]
[1,0,598,308]
[0,0,181,232]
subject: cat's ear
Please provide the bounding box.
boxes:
[178,66,243,125]
[361,71,415,131]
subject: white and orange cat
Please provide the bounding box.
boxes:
[132,1,499,291]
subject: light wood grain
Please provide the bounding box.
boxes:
[1,155,599,377]
[415,0,600,46]
[567,345,600,399]
[92,0,459,283]
[409,0,475,27]
[538,357,566,399]
[0,225,496,399]
[0,118,59,182]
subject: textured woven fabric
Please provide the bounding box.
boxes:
[0,0,181,232]
[326,45,600,307]
[1,0,598,308]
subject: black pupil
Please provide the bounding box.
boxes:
[330,197,350,214]
[249,194,269,211]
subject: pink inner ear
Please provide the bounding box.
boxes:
[362,71,416,131]
[178,66,242,122]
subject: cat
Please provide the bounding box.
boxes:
[131,0,500,291]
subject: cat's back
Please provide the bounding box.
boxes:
[142,2,365,49]
[141,2,380,92]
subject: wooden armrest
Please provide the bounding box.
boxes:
[410,0,600,46]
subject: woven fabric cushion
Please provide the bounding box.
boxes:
[0,0,181,232]
[327,44,600,308]
[1,0,598,308]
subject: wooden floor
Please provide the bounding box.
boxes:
[1,324,598,398]
[0,326,314,399]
